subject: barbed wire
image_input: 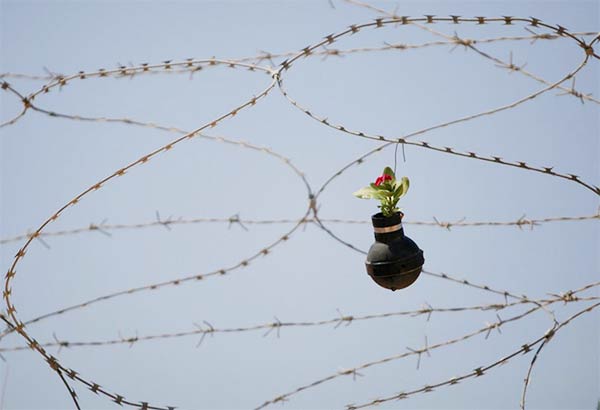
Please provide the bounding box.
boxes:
[344,301,600,409]
[1,58,289,410]
[311,140,598,260]
[0,314,82,409]
[0,266,542,343]
[2,211,597,245]
[0,299,551,353]
[1,294,598,355]
[3,32,599,78]
[0,58,275,129]
[255,289,600,410]
[0,4,598,409]
[278,60,598,194]
[2,29,598,130]
[344,0,600,104]
[269,16,600,200]
[2,276,597,409]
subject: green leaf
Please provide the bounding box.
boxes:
[393,180,404,196]
[392,177,410,204]
[401,176,409,194]
[371,190,386,200]
[382,166,395,179]
[353,186,383,199]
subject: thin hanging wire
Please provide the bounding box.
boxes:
[393,142,406,175]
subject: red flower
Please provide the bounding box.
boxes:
[374,174,392,186]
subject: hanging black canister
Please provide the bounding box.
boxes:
[365,211,424,291]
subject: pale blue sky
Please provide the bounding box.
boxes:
[0,1,598,409]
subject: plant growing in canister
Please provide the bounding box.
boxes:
[354,167,425,291]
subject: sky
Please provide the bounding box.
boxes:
[0,1,599,409]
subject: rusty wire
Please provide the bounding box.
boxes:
[1,32,598,105]
[0,5,598,410]
[0,294,598,355]
[2,60,286,410]
[343,302,600,409]
[255,280,600,410]
[2,28,598,129]
[0,266,554,344]
[0,299,549,353]
[1,211,598,246]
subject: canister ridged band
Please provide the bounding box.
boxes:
[373,223,402,234]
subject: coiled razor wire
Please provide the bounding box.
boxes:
[1,4,599,410]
